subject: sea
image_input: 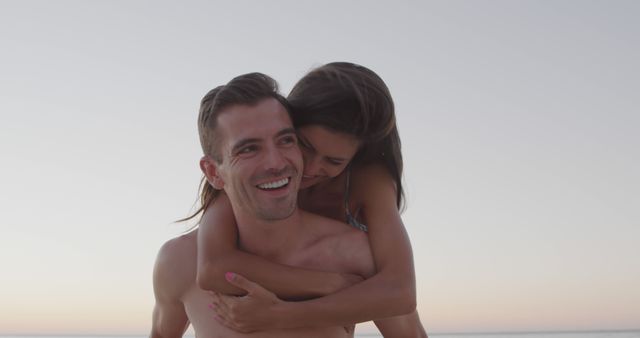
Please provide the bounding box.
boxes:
[1,332,639,338]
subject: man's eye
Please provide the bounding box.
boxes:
[239,146,257,154]
[280,136,297,145]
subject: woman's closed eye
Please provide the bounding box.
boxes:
[326,158,345,166]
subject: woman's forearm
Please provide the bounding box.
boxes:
[269,165,418,328]
[273,271,416,328]
[198,249,353,300]
[197,193,353,299]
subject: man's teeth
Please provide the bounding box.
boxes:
[257,178,289,190]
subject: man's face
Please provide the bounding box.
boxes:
[211,98,303,221]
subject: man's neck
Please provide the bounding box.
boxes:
[234,208,307,263]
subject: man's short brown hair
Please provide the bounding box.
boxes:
[198,73,290,163]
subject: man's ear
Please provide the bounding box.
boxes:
[200,155,225,190]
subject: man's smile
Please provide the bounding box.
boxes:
[256,177,290,191]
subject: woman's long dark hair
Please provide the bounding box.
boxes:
[288,62,405,209]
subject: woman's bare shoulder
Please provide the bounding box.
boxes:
[350,163,397,205]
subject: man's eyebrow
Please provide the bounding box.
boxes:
[230,128,296,153]
[276,127,296,138]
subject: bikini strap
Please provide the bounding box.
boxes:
[344,164,353,217]
[344,165,368,232]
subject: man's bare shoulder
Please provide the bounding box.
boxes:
[156,230,198,268]
[153,230,198,300]
[299,212,375,278]
[300,211,352,235]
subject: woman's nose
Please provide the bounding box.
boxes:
[303,154,324,176]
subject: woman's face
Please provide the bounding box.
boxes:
[297,125,361,189]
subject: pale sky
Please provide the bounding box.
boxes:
[0,0,639,335]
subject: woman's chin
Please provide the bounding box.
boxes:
[300,176,320,189]
[299,180,314,189]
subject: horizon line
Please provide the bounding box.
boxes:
[2,328,640,336]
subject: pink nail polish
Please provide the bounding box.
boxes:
[225,272,235,281]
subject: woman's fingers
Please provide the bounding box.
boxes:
[224,272,263,295]
[210,305,232,328]
[210,299,254,333]
[205,275,279,332]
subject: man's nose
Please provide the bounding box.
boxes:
[264,145,287,171]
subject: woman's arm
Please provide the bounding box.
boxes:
[211,164,419,330]
[196,192,356,300]
[276,164,417,325]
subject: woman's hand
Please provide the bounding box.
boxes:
[209,272,283,333]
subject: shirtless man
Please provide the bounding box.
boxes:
[150,73,375,338]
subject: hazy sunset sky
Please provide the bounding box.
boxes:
[1,0,638,335]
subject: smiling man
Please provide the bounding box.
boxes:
[150,73,374,338]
